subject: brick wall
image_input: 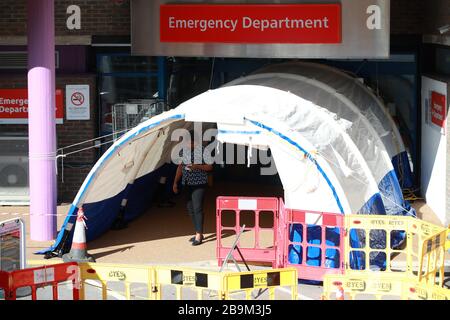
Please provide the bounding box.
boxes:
[390,0,425,35]
[0,0,130,37]
[0,74,98,202]
[423,0,450,35]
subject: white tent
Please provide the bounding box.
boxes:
[41,64,412,257]
[256,62,414,188]
[227,64,412,217]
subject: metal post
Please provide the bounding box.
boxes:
[27,0,57,241]
[157,56,167,102]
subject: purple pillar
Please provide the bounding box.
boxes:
[27,0,57,241]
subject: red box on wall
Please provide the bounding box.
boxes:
[0,89,64,124]
[430,91,447,131]
[160,4,342,44]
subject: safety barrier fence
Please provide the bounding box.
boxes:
[418,228,449,287]
[0,262,79,300]
[343,214,446,275]
[405,279,450,300]
[323,217,450,300]
[0,269,9,298]
[78,263,153,300]
[282,206,345,281]
[152,265,224,300]
[19,262,298,300]
[222,268,298,300]
[323,273,414,300]
[216,196,450,283]
[323,273,450,300]
[216,197,280,269]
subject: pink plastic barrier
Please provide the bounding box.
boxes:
[216,197,346,281]
[216,197,279,268]
[281,199,345,281]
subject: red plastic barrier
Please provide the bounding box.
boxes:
[7,262,80,300]
[216,197,279,268]
[281,199,345,281]
[0,271,9,298]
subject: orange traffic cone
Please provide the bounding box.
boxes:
[336,285,345,300]
[62,207,95,263]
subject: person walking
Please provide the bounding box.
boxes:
[173,130,213,246]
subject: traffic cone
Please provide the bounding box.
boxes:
[62,207,95,263]
[335,285,345,300]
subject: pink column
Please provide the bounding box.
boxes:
[27,0,57,241]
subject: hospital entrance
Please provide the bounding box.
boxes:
[86,142,284,265]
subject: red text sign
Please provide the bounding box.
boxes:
[160,4,342,44]
[0,89,64,124]
[431,91,447,130]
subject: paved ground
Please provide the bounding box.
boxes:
[0,181,448,300]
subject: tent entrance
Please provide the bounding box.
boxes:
[84,143,283,265]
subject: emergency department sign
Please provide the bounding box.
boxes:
[160,4,342,44]
[0,89,64,124]
[66,85,90,120]
[132,0,390,59]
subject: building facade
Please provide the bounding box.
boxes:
[0,0,448,225]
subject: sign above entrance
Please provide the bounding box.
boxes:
[160,4,342,44]
[132,0,390,59]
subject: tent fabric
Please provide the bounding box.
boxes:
[40,64,415,266]
[226,72,408,217]
[255,62,414,189]
[40,84,393,255]
[178,85,382,214]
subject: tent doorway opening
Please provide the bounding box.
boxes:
[85,140,283,265]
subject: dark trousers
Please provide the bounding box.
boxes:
[185,185,206,234]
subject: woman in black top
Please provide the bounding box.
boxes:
[173,132,213,246]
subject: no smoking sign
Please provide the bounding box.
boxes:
[71,91,85,106]
[66,85,90,120]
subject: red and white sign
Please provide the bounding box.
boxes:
[430,91,447,131]
[160,4,342,44]
[66,85,90,120]
[0,89,64,124]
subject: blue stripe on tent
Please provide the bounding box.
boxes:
[38,114,185,254]
[392,151,413,189]
[218,130,262,135]
[243,118,372,274]
[123,164,172,222]
[36,204,78,254]
[245,118,345,214]
[358,193,386,215]
[378,170,407,216]
[38,165,170,253]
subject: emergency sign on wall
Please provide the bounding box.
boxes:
[0,89,64,124]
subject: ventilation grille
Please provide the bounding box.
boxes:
[0,51,59,69]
